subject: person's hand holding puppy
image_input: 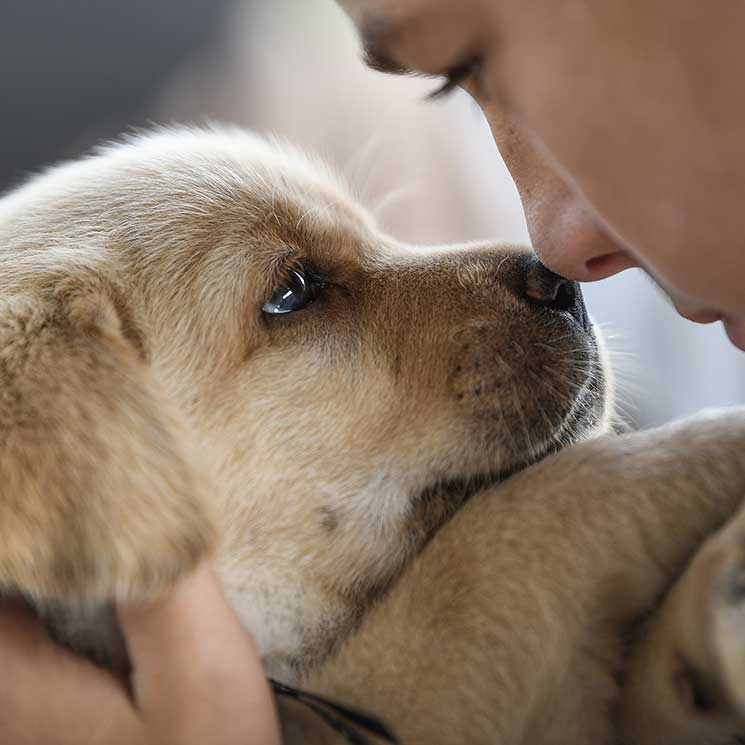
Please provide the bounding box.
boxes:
[0,565,280,745]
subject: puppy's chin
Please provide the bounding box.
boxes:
[529,323,612,452]
[551,358,610,447]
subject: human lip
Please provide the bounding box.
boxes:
[675,305,723,324]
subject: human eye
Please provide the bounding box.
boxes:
[426,57,482,101]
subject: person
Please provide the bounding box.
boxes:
[3,0,745,742]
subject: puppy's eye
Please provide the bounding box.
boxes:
[262,267,323,315]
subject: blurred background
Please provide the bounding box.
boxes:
[3,0,744,427]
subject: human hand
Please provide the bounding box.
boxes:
[0,564,280,745]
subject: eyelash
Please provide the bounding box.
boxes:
[427,58,482,101]
[280,260,328,289]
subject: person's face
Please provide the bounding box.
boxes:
[338,0,745,349]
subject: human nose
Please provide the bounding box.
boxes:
[531,207,639,283]
[579,250,639,281]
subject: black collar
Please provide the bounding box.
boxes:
[271,679,400,744]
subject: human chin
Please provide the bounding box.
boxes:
[673,301,723,325]
[674,300,745,352]
[723,316,745,351]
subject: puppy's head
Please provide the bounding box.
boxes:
[2,127,611,677]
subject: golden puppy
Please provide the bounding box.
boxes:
[0,126,606,683]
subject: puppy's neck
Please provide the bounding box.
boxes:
[221,561,349,682]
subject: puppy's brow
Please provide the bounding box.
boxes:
[264,246,300,291]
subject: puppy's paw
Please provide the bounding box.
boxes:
[0,288,216,604]
[619,513,745,745]
[709,518,745,715]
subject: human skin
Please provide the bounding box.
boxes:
[338,0,745,348]
[0,565,281,745]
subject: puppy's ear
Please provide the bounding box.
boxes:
[0,280,215,604]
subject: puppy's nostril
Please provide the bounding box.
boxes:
[522,259,589,330]
[524,261,576,310]
[551,278,577,312]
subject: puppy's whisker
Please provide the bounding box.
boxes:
[540,332,575,344]
[535,399,560,441]
[495,255,514,277]
[526,371,576,413]
[493,351,514,375]
[511,381,538,459]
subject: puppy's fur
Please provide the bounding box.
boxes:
[0,126,605,681]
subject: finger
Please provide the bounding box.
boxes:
[0,599,138,745]
[119,564,280,745]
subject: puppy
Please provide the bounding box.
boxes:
[0,125,606,681]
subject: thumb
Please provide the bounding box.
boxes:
[118,564,280,745]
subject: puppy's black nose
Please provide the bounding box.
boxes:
[523,258,590,331]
